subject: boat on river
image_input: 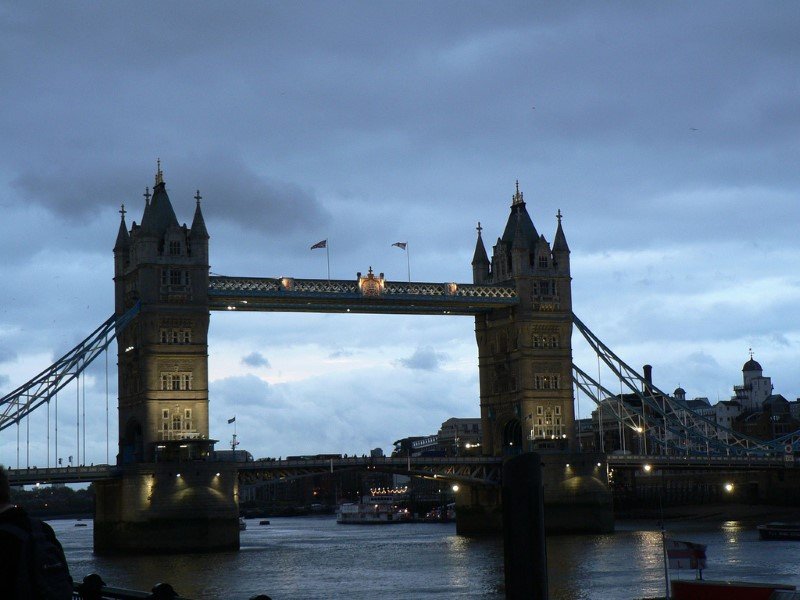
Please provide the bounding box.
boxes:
[337,487,411,524]
[757,522,800,540]
[239,517,247,531]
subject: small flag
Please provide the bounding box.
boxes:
[310,239,327,250]
[392,242,407,250]
[227,416,236,424]
[666,540,707,571]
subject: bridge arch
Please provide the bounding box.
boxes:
[502,418,522,454]
[121,418,143,464]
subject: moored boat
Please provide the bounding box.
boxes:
[239,517,247,531]
[336,487,411,525]
[757,522,800,540]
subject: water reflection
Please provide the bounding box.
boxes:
[50,516,800,600]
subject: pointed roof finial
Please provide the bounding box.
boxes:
[143,186,151,204]
[194,189,202,206]
[556,209,562,224]
[119,203,126,220]
[512,180,524,205]
[476,221,483,237]
[749,347,754,359]
[155,158,163,186]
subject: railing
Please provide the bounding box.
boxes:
[73,575,191,599]
[208,275,516,302]
[607,453,793,469]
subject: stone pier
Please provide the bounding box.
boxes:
[94,463,239,554]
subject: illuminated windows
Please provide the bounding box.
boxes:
[160,372,193,391]
[534,374,560,390]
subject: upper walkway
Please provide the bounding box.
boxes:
[207,275,517,315]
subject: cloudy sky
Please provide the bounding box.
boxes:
[1,2,798,467]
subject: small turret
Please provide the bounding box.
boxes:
[471,222,490,283]
[114,204,130,255]
[552,209,570,275]
[190,190,209,240]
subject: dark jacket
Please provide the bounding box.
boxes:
[0,505,72,599]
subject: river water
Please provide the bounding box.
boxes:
[52,516,800,599]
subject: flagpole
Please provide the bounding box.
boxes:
[406,243,411,282]
[326,240,331,280]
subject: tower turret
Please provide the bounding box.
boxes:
[471,222,490,284]
[553,209,570,275]
[190,190,210,265]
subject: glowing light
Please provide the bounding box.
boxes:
[597,462,602,467]
[452,485,459,492]
[643,464,652,472]
[176,473,181,478]
[724,482,734,493]
[215,472,220,477]
[565,463,570,468]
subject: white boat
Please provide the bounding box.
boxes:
[239,517,247,531]
[337,490,411,524]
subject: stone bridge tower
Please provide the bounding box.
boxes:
[113,165,211,463]
[98,166,238,555]
[472,182,574,456]
[459,184,610,537]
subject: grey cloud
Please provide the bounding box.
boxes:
[242,352,270,368]
[771,334,791,348]
[328,348,354,359]
[0,347,16,364]
[211,374,285,408]
[687,351,721,369]
[10,154,329,238]
[398,346,449,371]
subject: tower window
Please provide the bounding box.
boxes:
[161,269,191,287]
[534,374,560,390]
[160,328,192,344]
[160,372,193,391]
[538,256,548,268]
[169,241,181,256]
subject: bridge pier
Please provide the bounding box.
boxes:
[456,452,613,535]
[94,463,240,555]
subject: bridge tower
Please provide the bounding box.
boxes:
[95,165,239,554]
[473,182,574,456]
[459,183,612,535]
[114,164,211,463]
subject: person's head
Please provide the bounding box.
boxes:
[0,465,10,504]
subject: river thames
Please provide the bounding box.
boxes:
[54,516,800,599]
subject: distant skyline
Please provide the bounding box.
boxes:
[1,2,799,465]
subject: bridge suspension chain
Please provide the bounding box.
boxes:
[0,303,140,434]
[572,312,797,456]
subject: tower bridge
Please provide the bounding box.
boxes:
[2,166,799,553]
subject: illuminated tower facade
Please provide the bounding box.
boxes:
[472,182,574,455]
[113,164,211,463]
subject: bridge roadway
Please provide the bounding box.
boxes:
[207,276,517,315]
[6,453,793,486]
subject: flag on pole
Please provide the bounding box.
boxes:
[392,242,407,250]
[666,540,707,571]
[227,416,236,424]
[310,239,327,250]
